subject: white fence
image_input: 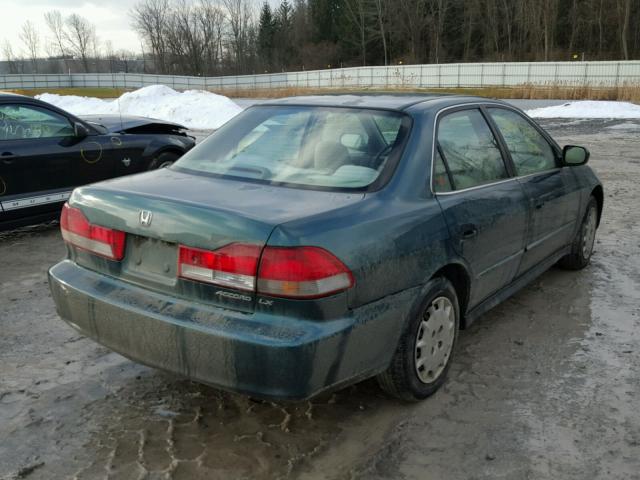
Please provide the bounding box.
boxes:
[1,61,639,91]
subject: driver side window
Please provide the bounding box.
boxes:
[436,108,509,191]
[488,108,557,176]
[0,104,74,141]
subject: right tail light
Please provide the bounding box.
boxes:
[178,243,354,299]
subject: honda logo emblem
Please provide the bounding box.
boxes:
[139,210,153,227]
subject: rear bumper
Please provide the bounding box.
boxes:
[48,260,416,400]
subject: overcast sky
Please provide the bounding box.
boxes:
[2,0,145,56]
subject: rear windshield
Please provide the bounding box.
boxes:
[172,105,411,190]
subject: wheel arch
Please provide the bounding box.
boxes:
[151,146,184,160]
[145,147,184,170]
[591,184,603,227]
[430,262,472,329]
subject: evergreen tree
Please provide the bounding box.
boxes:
[275,0,294,69]
[257,2,276,71]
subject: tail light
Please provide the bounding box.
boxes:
[60,204,126,261]
[178,243,261,291]
[178,244,354,299]
[257,247,354,298]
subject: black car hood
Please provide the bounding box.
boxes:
[79,114,187,133]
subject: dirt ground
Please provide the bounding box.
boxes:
[1,118,639,480]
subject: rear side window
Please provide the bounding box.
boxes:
[436,109,508,191]
[488,108,557,176]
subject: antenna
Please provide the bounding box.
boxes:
[117,85,123,133]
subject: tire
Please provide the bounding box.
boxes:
[147,151,180,170]
[558,196,599,270]
[377,277,460,401]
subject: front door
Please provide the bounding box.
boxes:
[0,103,75,220]
[0,103,115,225]
[486,107,581,275]
[433,107,529,307]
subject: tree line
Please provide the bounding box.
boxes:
[2,0,639,76]
[3,11,140,74]
[133,0,639,76]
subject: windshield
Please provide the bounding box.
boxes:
[172,105,411,190]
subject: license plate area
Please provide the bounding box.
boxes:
[122,235,178,287]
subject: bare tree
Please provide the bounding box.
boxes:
[198,0,225,75]
[19,21,40,73]
[395,0,428,63]
[131,0,171,73]
[344,0,369,66]
[370,0,389,65]
[221,0,253,73]
[64,14,97,72]
[2,40,21,73]
[44,10,69,72]
[617,0,631,59]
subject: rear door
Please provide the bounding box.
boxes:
[433,107,529,307]
[486,107,581,275]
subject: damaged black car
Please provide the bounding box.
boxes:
[0,92,195,230]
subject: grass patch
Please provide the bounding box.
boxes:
[212,83,640,103]
[3,87,132,98]
[4,83,639,103]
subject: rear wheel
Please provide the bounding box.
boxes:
[558,196,598,270]
[377,277,459,401]
[148,151,180,170]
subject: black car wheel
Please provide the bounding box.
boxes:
[558,196,599,270]
[148,151,180,170]
[377,277,460,401]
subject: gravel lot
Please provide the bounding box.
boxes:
[1,118,639,480]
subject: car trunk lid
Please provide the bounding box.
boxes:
[67,168,363,312]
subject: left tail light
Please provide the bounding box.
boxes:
[60,203,126,261]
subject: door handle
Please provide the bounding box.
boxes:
[534,201,545,210]
[460,224,478,239]
[1,152,17,164]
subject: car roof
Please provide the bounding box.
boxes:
[0,91,29,100]
[260,93,510,112]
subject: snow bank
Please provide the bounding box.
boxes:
[527,101,640,119]
[36,85,243,129]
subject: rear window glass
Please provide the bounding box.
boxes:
[173,106,411,190]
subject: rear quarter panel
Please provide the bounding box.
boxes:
[269,195,452,308]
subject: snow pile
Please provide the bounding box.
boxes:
[36,85,243,129]
[527,101,640,119]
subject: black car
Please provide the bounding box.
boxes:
[0,93,195,230]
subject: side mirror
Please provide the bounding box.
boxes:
[563,145,590,166]
[74,122,90,138]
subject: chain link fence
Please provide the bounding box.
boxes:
[1,61,638,91]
